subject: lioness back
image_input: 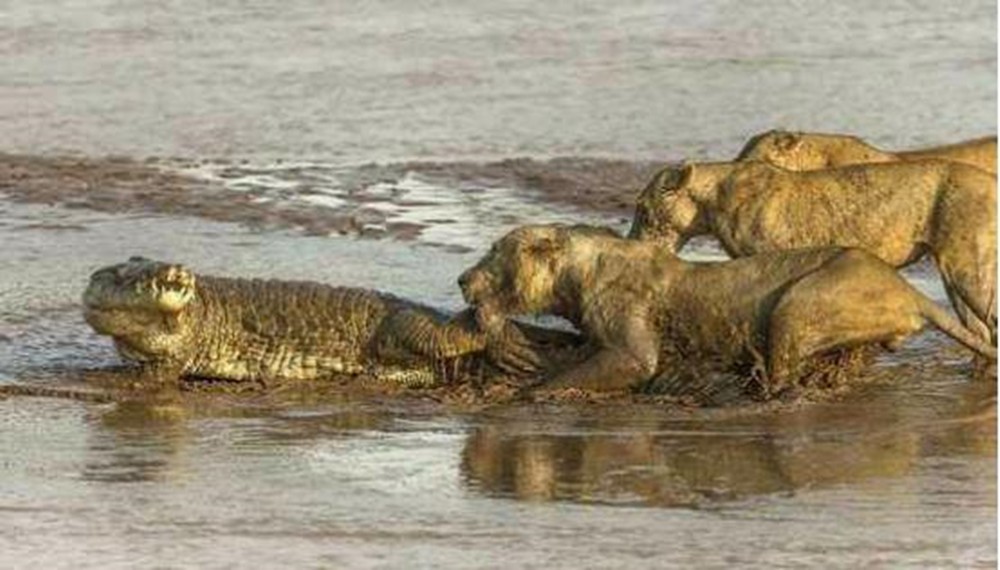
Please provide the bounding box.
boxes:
[738,130,997,174]
[719,160,994,266]
[897,136,997,174]
[737,131,895,170]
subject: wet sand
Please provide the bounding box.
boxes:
[0,153,656,243]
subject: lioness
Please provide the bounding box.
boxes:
[628,159,997,345]
[458,225,996,395]
[736,130,997,174]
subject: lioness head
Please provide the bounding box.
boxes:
[83,256,198,362]
[459,224,619,326]
[735,130,828,170]
[628,163,715,249]
[737,130,896,171]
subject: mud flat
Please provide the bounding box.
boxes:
[0,153,656,246]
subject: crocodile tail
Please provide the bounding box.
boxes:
[918,296,998,360]
[391,309,487,360]
[0,383,116,403]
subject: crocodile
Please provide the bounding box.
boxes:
[81,256,578,388]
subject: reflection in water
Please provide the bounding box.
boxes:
[461,374,996,507]
[83,398,192,483]
[0,359,993,569]
[22,351,998,510]
[76,382,397,485]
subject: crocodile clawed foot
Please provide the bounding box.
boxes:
[485,319,550,376]
[489,339,545,377]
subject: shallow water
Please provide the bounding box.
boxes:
[2,0,995,162]
[1,0,996,568]
[0,199,993,569]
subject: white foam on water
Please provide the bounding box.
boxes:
[354,171,622,249]
[171,161,345,196]
[164,161,627,251]
[296,193,349,209]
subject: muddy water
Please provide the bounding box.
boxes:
[1,0,997,567]
[2,0,995,162]
[0,197,994,568]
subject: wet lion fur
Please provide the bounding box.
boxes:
[629,159,997,345]
[459,224,996,396]
[737,130,996,174]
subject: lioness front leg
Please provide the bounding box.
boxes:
[542,348,656,392]
[937,256,997,347]
[932,183,996,345]
[942,286,994,349]
[540,318,659,392]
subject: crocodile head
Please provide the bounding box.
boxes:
[83,256,198,364]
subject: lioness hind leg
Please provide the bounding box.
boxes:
[766,251,925,396]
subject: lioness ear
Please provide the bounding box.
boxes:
[776,132,802,151]
[657,163,694,192]
[676,163,695,187]
[527,235,560,259]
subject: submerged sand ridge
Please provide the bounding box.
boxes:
[0,154,649,250]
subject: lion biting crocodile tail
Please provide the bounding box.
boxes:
[459,224,996,396]
[77,256,577,389]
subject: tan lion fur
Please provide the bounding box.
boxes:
[737,130,996,174]
[629,159,997,345]
[459,224,996,396]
